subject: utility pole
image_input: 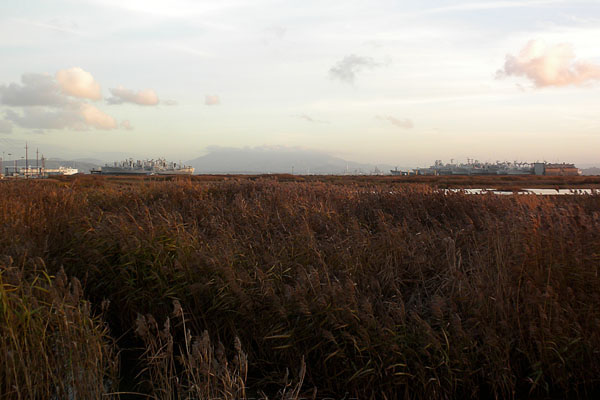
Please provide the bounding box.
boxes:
[25,142,28,178]
[7,153,12,176]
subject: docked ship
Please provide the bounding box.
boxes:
[91,158,194,175]
[391,160,580,176]
[45,166,79,176]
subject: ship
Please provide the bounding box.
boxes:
[91,158,194,175]
[44,166,79,176]
[425,160,535,176]
[391,160,580,176]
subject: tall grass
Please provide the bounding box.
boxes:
[0,257,117,399]
[1,177,599,398]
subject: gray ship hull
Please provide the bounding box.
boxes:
[98,167,152,175]
[155,167,194,175]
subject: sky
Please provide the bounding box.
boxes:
[1,0,600,166]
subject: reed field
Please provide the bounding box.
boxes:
[1,175,600,399]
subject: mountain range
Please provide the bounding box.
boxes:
[184,147,396,175]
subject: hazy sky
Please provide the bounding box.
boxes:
[1,0,599,165]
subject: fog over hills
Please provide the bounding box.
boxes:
[186,147,397,175]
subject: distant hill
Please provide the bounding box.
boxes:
[581,167,600,176]
[186,147,397,175]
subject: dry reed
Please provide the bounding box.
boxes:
[0,177,599,398]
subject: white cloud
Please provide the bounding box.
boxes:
[376,115,414,129]
[80,103,117,129]
[5,108,85,130]
[205,95,220,105]
[1,69,120,131]
[5,104,117,131]
[56,67,102,100]
[329,55,380,84]
[107,86,159,105]
[0,69,171,132]
[498,40,600,87]
[0,73,69,107]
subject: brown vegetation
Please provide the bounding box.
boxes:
[1,177,599,398]
[44,172,600,189]
[0,259,117,398]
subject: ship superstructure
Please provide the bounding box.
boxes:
[423,160,535,176]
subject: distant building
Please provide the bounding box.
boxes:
[390,167,411,176]
[543,163,581,176]
[533,163,545,176]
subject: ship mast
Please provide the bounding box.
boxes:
[25,142,28,178]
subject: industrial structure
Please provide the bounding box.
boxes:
[391,160,581,176]
[1,142,78,179]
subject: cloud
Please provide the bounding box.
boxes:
[0,73,69,107]
[56,67,102,100]
[329,54,380,84]
[294,114,329,124]
[5,107,85,130]
[376,115,414,129]
[205,95,220,105]
[80,103,117,129]
[497,40,600,87]
[0,119,12,133]
[0,68,166,132]
[5,104,117,131]
[120,120,134,130]
[107,86,159,105]
[1,69,120,130]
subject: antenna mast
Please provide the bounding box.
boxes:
[25,142,28,178]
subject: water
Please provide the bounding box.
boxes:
[441,188,598,195]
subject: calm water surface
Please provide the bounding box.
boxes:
[442,188,598,195]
